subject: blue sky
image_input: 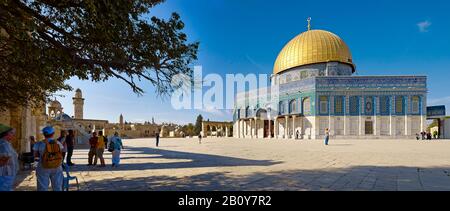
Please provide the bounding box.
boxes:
[56,0,450,124]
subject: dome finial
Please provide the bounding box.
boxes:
[307,17,312,31]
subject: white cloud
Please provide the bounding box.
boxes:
[417,20,432,32]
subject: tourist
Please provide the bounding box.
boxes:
[433,131,439,139]
[198,133,202,144]
[427,132,432,141]
[94,131,106,167]
[156,133,160,147]
[65,130,75,166]
[29,136,36,155]
[33,126,64,191]
[0,124,18,191]
[110,132,124,167]
[296,130,300,140]
[88,132,98,166]
[416,133,420,141]
[421,131,426,140]
[324,128,330,146]
[57,130,67,161]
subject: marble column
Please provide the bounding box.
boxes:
[237,121,240,138]
[374,96,378,136]
[344,95,349,136]
[268,117,272,139]
[225,126,229,137]
[285,116,289,139]
[405,96,410,136]
[274,118,278,139]
[254,117,258,138]
[292,115,296,140]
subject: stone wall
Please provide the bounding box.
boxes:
[0,106,47,153]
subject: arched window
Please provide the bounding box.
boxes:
[245,106,251,118]
[256,109,268,120]
[289,100,297,114]
[279,101,285,114]
[302,98,311,115]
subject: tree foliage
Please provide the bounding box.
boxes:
[194,114,203,135]
[0,0,199,109]
[181,123,195,137]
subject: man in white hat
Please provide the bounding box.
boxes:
[33,126,64,191]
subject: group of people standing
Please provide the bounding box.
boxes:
[88,131,124,168]
[0,123,125,191]
[417,131,436,141]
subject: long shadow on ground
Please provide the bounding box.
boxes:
[69,146,282,172]
[79,165,450,191]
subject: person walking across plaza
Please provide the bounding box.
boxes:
[88,132,98,166]
[155,133,160,147]
[324,128,330,146]
[0,124,18,191]
[94,131,107,167]
[33,126,64,191]
[110,132,124,167]
[198,133,202,144]
[65,130,76,166]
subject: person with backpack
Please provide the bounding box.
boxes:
[87,132,98,166]
[0,124,18,191]
[33,126,64,191]
[109,132,123,168]
[94,131,107,167]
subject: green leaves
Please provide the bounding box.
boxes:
[0,0,198,109]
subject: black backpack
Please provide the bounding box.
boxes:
[108,140,115,152]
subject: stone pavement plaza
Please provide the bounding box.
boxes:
[15,138,450,191]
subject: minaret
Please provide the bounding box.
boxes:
[119,114,124,129]
[73,89,84,119]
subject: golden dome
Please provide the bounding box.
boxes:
[273,29,355,75]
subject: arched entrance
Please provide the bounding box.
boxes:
[256,108,274,138]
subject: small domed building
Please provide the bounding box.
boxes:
[233,20,427,140]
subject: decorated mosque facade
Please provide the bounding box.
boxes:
[233,21,427,140]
